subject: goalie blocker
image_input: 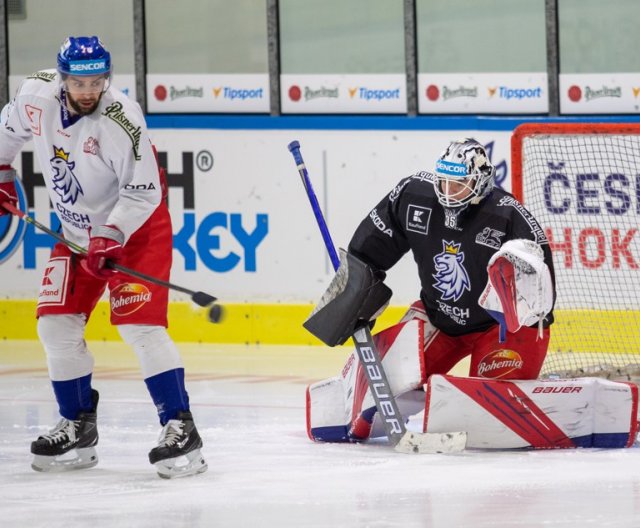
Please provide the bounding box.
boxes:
[304,249,392,347]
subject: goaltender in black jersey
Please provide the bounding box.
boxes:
[305,138,557,443]
[348,152,555,337]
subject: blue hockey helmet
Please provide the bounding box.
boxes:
[57,36,111,77]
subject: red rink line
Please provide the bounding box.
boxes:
[0,367,318,385]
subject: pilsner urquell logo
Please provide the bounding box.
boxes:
[102,102,141,160]
[111,283,152,316]
[477,349,524,378]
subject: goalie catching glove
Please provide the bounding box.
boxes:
[304,249,392,346]
[478,239,553,341]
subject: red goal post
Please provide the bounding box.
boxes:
[511,122,640,380]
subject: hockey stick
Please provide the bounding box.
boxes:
[287,140,466,454]
[2,202,224,323]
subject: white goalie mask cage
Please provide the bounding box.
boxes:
[433,138,496,209]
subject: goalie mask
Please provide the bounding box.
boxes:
[434,138,495,209]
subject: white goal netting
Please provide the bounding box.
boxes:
[512,123,640,381]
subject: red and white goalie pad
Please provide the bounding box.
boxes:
[479,239,553,337]
[306,318,429,442]
[424,375,638,449]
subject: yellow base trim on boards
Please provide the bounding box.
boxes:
[1,300,638,353]
[548,309,640,354]
[0,300,406,345]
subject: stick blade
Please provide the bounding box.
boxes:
[394,431,467,454]
[191,291,216,307]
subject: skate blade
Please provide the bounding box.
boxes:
[394,431,467,454]
[155,448,208,479]
[31,447,99,472]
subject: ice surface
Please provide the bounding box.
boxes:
[1,340,640,528]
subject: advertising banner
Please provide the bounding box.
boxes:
[280,74,407,114]
[146,74,269,113]
[418,73,548,114]
[559,73,640,114]
[0,129,512,303]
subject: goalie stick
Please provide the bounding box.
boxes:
[287,140,466,454]
[2,202,224,323]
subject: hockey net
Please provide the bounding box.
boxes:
[512,123,640,382]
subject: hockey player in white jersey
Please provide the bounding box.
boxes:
[0,36,206,479]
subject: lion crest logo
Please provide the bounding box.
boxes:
[50,146,84,204]
[432,240,471,302]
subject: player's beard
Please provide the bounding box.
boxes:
[66,91,103,116]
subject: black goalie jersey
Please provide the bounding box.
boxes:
[348,171,556,337]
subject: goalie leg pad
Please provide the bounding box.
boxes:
[306,376,351,442]
[303,249,392,346]
[306,318,426,442]
[424,375,639,449]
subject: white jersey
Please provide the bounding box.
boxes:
[0,69,162,249]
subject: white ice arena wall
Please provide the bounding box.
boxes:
[0,115,636,344]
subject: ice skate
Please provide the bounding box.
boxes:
[149,411,207,479]
[31,389,99,472]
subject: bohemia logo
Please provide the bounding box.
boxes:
[477,349,524,378]
[111,283,152,316]
[50,146,84,205]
